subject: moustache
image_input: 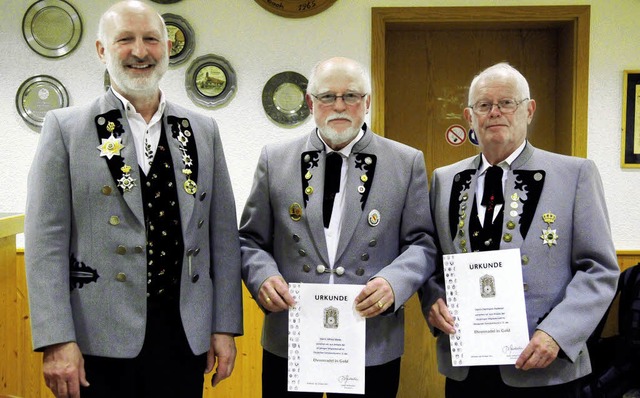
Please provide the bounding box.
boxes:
[326,113,353,123]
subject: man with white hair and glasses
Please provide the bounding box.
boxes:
[422,62,619,397]
[240,56,437,397]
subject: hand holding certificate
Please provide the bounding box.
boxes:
[444,248,529,366]
[288,283,366,394]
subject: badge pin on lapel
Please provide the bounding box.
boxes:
[117,165,136,192]
[289,203,303,221]
[182,168,197,195]
[368,209,380,227]
[540,211,558,247]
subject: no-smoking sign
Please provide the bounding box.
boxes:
[445,124,467,146]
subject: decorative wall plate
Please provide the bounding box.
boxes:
[22,0,82,58]
[185,54,236,108]
[262,71,310,126]
[162,13,195,66]
[16,75,69,128]
[254,0,337,18]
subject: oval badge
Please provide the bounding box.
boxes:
[289,202,303,221]
[368,209,380,227]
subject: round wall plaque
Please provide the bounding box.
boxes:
[16,75,69,128]
[162,13,195,66]
[262,71,310,126]
[186,54,237,108]
[254,0,337,18]
[22,0,82,58]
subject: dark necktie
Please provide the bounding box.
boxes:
[323,152,343,228]
[481,165,504,227]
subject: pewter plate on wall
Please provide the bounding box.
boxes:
[22,0,82,58]
[186,54,237,108]
[16,75,69,128]
[163,13,195,66]
[262,71,310,126]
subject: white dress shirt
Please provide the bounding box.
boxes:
[476,140,527,226]
[112,89,166,175]
[318,129,365,283]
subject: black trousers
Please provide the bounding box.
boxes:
[262,349,401,398]
[445,365,583,398]
[80,298,207,398]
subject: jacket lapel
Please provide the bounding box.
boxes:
[95,103,144,226]
[165,113,198,230]
[334,130,376,262]
[504,143,545,244]
[302,131,329,264]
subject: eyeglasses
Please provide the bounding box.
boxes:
[469,98,529,115]
[310,93,367,106]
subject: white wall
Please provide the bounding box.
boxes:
[1,0,638,250]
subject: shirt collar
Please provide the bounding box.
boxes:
[479,140,527,174]
[111,88,166,122]
[317,128,365,158]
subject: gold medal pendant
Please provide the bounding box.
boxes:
[182,168,197,195]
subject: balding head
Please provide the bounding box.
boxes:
[97,1,167,47]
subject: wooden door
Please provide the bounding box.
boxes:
[372,6,590,398]
[385,28,561,176]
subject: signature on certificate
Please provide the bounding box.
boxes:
[338,375,359,388]
[502,344,524,356]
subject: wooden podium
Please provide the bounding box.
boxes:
[0,213,49,397]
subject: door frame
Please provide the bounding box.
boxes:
[371,5,590,157]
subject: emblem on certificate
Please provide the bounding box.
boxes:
[323,306,339,329]
[480,274,496,298]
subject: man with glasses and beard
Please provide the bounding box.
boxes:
[240,56,437,397]
[422,62,618,397]
[25,2,242,397]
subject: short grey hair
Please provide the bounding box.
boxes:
[307,57,372,95]
[468,62,530,104]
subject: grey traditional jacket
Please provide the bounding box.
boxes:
[422,142,619,387]
[240,127,438,366]
[26,89,243,357]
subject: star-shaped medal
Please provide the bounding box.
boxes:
[97,134,124,159]
[541,227,558,247]
[117,165,136,192]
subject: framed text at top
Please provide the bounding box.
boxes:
[622,70,640,168]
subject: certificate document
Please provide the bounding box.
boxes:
[288,283,365,394]
[444,248,529,366]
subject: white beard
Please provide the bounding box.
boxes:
[319,113,361,147]
[106,52,168,97]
